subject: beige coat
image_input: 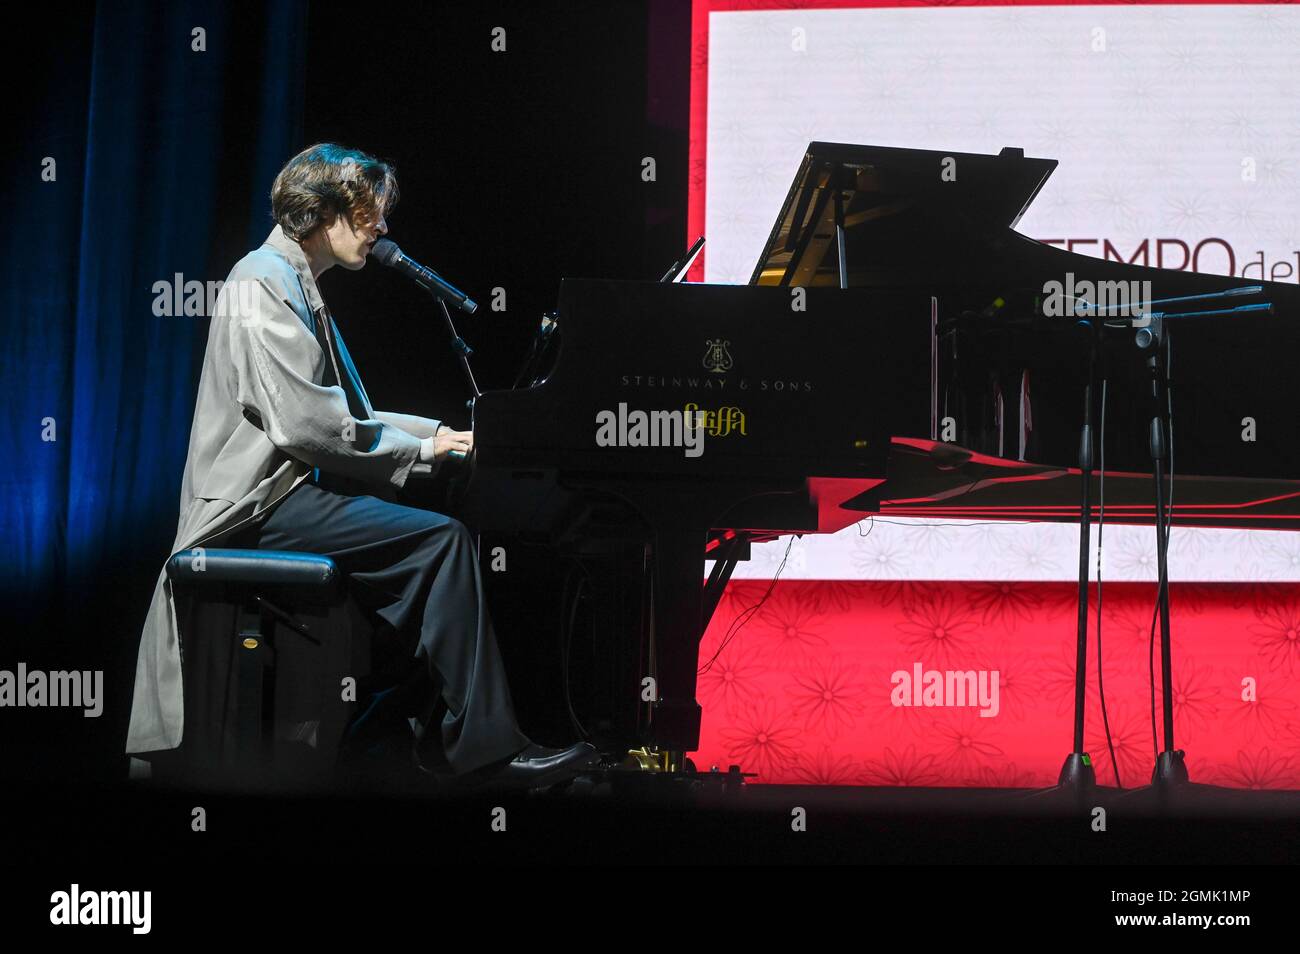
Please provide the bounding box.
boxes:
[125,225,443,755]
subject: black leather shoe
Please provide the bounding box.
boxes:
[478,742,600,790]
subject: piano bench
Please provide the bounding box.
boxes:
[158,548,372,788]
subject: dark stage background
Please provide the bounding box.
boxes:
[3,0,691,784]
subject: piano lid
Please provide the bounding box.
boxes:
[749,142,1057,288]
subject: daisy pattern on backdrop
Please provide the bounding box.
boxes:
[697,644,769,717]
[791,746,867,787]
[1211,748,1298,790]
[975,651,1036,722]
[1085,706,1153,789]
[1003,530,1064,579]
[754,590,828,665]
[804,580,860,615]
[970,762,1040,789]
[850,528,913,579]
[1038,641,1124,719]
[862,744,943,788]
[931,709,1007,778]
[1167,660,1223,745]
[785,655,868,739]
[1220,668,1297,742]
[895,590,980,670]
[1249,603,1300,676]
[866,659,939,741]
[718,699,804,782]
[965,581,1043,631]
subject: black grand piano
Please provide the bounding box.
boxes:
[460,142,1300,767]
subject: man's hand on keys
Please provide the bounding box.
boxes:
[420,426,473,464]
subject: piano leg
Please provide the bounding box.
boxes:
[647,529,706,760]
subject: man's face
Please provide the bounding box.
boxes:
[322,208,388,270]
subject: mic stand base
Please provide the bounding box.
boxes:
[1152,748,1190,786]
[1023,753,1100,810]
[1059,751,1098,789]
[1119,753,1230,810]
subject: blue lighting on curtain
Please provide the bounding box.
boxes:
[1,0,306,608]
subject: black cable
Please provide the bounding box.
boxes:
[557,560,578,737]
[1095,378,1122,788]
[563,571,590,739]
[865,517,1042,530]
[1147,332,1176,762]
[1147,599,1160,763]
[558,556,595,740]
[697,536,793,674]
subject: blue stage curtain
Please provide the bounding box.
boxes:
[1,1,305,617]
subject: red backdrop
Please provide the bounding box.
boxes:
[692,580,1300,788]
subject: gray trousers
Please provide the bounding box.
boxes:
[242,479,529,775]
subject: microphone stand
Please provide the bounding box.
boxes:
[1028,305,1103,808]
[427,293,481,513]
[1119,289,1271,804]
[1139,313,1182,787]
[427,289,481,405]
[1028,285,1270,809]
[1067,308,1103,797]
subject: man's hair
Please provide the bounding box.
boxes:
[270,143,399,242]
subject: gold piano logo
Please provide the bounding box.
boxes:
[684,403,747,438]
[702,338,733,374]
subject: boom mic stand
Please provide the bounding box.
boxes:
[1028,297,1105,808]
[429,290,481,407]
[1029,285,1270,809]
[1119,287,1272,805]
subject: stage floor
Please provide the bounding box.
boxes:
[14,774,1300,866]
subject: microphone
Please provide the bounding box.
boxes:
[370,238,478,314]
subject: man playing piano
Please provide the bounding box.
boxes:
[125,143,597,787]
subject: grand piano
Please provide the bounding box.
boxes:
[460,142,1300,767]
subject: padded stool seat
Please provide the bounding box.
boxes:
[167,548,339,589]
[161,548,370,787]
